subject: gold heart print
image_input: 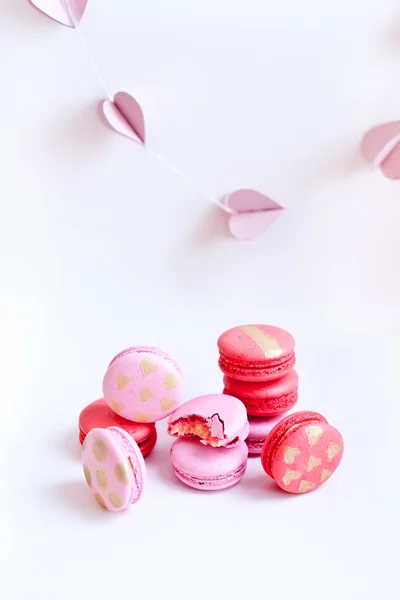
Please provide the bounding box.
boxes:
[140,386,154,402]
[140,358,159,377]
[164,372,179,390]
[306,426,323,446]
[327,442,341,461]
[161,397,176,412]
[117,373,131,390]
[306,456,322,472]
[298,480,315,493]
[283,446,301,465]
[110,398,124,414]
[135,412,152,422]
[282,469,301,486]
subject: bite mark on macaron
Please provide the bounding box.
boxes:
[168,413,233,447]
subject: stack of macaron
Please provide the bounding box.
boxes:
[167,394,250,490]
[218,324,299,455]
[80,345,184,456]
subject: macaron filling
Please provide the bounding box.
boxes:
[173,461,247,489]
[168,414,248,448]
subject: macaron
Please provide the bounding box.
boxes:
[82,426,146,511]
[102,346,183,423]
[168,394,249,448]
[261,411,344,494]
[223,369,299,416]
[79,399,157,458]
[170,438,248,491]
[246,414,292,455]
[218,324,295,382]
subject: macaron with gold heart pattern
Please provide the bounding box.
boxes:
[82,426,145,512]
[102,346,183,423]
[261,411,344,494]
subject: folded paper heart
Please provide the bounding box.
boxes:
[360,121,400,180]
[222,189,284,240]
[29,0,88,27]
[101,92,146,145]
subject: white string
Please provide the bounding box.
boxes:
[62,0,112,99]
[147,149,233,212]
[61,1,372,220]
[62,0,234,214]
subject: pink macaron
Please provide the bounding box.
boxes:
[170,438,248,491]
[246,414,292,455]
[218,324,295,382]
[168,394,249,448]
[102,346,183,423]
[261,411,344,494]
[223,369,299,416]
[79,399,157,458]
[82,426,146,511]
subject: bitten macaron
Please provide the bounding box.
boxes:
[170,438,248,491]
[102,346,183,423]
[218,324,295,381]
[79,399,157,458]
[261,411,344,494]
[168,394,249,448]
[223,369,298,416]
[82,426,146,511]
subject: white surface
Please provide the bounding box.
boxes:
[1,0,399,597]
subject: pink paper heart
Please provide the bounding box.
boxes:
[360,121,400,179]
[29,0,88,27]
[101,92,145,145]
[223,189,284,240]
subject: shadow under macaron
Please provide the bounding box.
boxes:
[49,481,124,520]
[238,472,297,502]
[61,430,82,462]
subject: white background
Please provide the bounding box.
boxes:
[0,0,399,597]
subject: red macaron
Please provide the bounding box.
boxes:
[261,411,344,494]
[218,324,295,382]
[223,369,298,416]
[79,399,157,458]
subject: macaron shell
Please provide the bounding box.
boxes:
[269,421,343,494]
[218,325,295,363]
[168,394,249,447]
[137,429,158,458]
[82,427,145,511]
[79,398,157,456]
[170,438,248,490]
[223,370,298,400]
[223,370,299,416]
[218,325,295,381]
[261,411,327,477]
[102,346,183,423]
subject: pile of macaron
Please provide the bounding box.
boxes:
[80,325,344,512]
[218,324,299,454]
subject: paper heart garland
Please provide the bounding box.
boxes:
[360,121,400,180]
[101,92,146,145]
[222,189,284,240]
[29,0,88,27]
